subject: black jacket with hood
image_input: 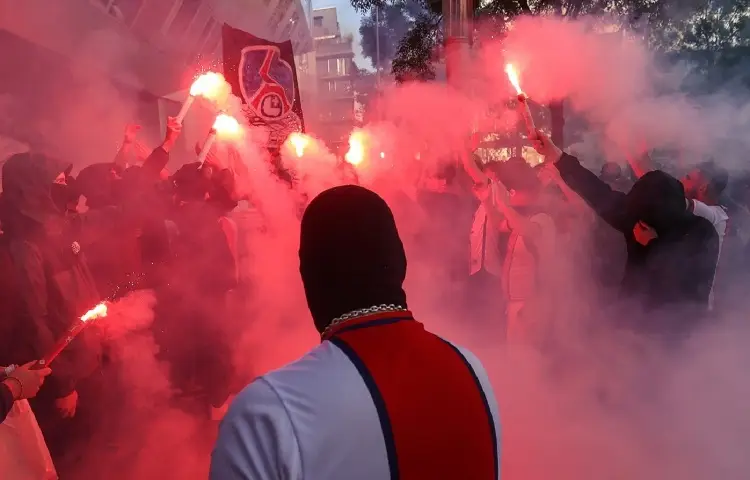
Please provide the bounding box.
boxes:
[555,153,719,330]
[0,152,102,398]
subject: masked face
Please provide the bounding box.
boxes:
[50,183,70,212]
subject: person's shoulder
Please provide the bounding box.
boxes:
[686,215,720,245]
[254,342,349,394]
[436,338,492,380]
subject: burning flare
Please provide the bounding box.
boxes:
[287,132,311,157]
[212,113,242,139]
[504,63,524,96]
[197,113,243,165]
[190,72,227,98]
[505,63,537,138]
[41,301,109,365]
[176,72,232,123]
[81,303,108,323]
[345,131,366,165]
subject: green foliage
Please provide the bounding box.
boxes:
[359,1,431,70]
[352,0,750,82]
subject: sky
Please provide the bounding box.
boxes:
[311,0,369,68]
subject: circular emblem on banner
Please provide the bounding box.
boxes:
[239,45,302,148]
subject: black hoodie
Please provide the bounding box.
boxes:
[0,152,102,398]
[555,154,719,329]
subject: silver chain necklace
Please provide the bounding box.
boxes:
[322,304,407,338]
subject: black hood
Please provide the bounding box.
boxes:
[171,162,212,202]
[299,185,407,333]
[1,152,71,227]
[625,170,688,235]
[76,162,123,209]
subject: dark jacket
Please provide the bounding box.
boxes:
[0,153,102,398]
[555,154,719,328]
[76,148,171,298]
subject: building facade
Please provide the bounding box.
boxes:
[310,7,355,151]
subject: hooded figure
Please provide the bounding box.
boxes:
[554,154,720,329]
[0,152,104,468]
[75,146,172,298]
[212,185,501,480]
[299,185,408,332]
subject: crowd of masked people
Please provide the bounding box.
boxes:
[460,125,749,345]
[0,117,242,475]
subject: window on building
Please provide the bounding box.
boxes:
[168,0,202,38]
[313,16,323,27]
[337,58,349,75]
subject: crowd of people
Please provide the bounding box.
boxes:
[0,117,242,476]
[1,99,748,478]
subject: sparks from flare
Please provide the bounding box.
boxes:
[288,132,310,157]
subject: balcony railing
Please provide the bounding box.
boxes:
[315,36,354,58]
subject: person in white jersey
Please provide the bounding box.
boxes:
[210,185,501,480]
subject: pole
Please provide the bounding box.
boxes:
[442,0,472,88]
[375,5,381,87]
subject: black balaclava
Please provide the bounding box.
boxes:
[299,185,408,333]
[625,170,688,235]
[171,162,212,202]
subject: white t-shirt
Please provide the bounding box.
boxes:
[691,199,728,310]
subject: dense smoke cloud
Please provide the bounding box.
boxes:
[5,8,749,479]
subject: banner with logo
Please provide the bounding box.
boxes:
[222,24,305,149]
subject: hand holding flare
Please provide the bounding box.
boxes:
[504,64,537,139]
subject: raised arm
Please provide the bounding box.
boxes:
[488,181,543,239]
[553,153,630,232]
[113,124,142,169]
